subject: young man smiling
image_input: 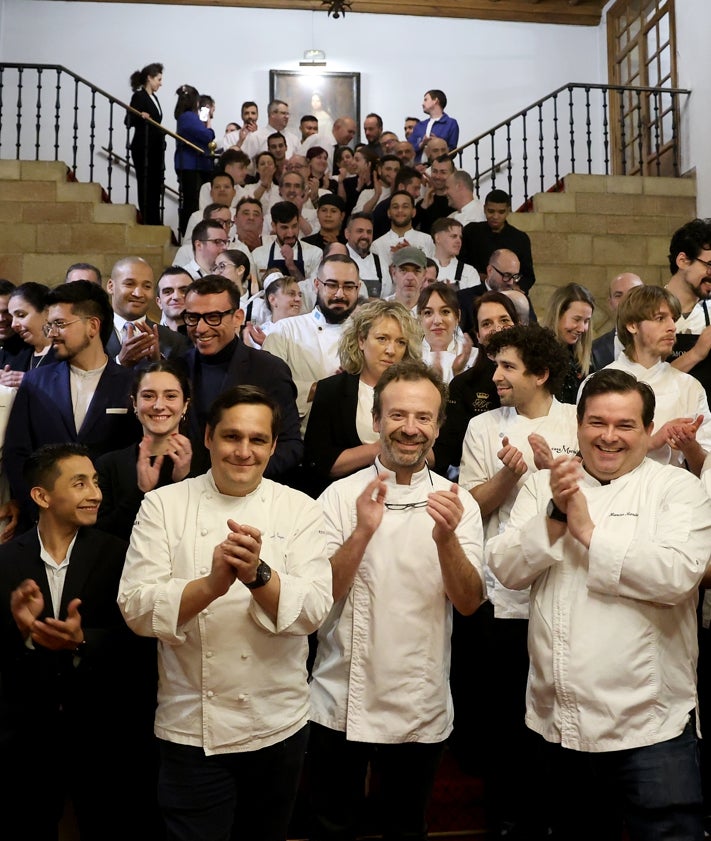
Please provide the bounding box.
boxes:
[0,443,156,840]
[119,386,332,841]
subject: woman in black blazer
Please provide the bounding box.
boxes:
[96,360,192,541]
[303,300,423,497]
[126,62,165,225]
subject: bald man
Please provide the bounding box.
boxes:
[300,117,357,172]
[591,271,644,370]
[105,257,188,366]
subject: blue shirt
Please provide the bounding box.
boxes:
[408,112,460,162]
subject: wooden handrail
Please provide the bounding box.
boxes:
[0,62,210,155]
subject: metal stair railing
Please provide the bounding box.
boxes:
[0,62,213,225]
[449,82,691,209]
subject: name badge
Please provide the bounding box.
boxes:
[105,407,128,415]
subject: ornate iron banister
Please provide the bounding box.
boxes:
[0,62,213,226]
[450,82,691,208]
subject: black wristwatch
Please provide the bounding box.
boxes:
[244,560,272,590]
[546,498,568,523]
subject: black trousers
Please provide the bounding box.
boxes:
[307,722,444,841]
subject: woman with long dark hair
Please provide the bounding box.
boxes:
[126,62,165,225]
[96,360,192,541]
[174,84,215,236]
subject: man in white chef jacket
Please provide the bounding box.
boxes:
[118,385,333,841]
[488,368,711,841]
[309,359,485,841]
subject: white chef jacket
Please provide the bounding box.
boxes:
[371,229,435,296]
[593,353,711,467]
[262,307,346,423]
[434,257,479,289]
[421,332,478,384]
[118,472,333,756]
[459,399,579,618]
[310,459,485,744]
[487,459,711,752]
[449,198,485,226]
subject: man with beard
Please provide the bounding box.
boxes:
[4,281,140,527]
[667,219,711,402]
[308,359,485,841]
[263,254,360,431]
[596,284,711,475]
[434,291,520,477]
[344,212,383,297]
[371,190,434,288]
[252,200,323,285]
[417,154,456,235]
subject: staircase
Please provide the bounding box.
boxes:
[0,160,176,285]
[511,172,697,330]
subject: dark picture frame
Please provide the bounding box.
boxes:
[269,70,361,143]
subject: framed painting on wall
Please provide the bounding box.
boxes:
[269,70,361,143]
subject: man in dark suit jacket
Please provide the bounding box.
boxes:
[0,443,158,840]
[181,274,303,479]
[105,256,188,365]
[4,281,141,526]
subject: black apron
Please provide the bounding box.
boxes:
[266,240,305,278]
[669,301,711,401]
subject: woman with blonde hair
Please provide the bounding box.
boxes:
[542,282,595,404]
[303,299,422,495]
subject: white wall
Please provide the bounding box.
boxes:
[673,0,711,217]
[0,0,607,229]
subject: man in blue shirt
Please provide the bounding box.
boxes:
[408,89,460,163]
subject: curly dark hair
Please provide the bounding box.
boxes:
[485,323,570,397]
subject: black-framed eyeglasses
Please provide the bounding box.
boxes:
[182,309,235,327]
[321,280,360,293]
[200,238,229,247]
[490,265,522,284]
[374,463,434,511]
[695,257,711,274]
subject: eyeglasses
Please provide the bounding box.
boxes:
[43,317,89,336]
[490,265,522,284]
[320,281,360,293]
[200,238,229,247]
[695,257,711,274]
[374,463,434,510]
[213,262,236,273]
[383,500,429,511]
[182,309,235,327]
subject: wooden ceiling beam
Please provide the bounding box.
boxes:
[54,0,606,26]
